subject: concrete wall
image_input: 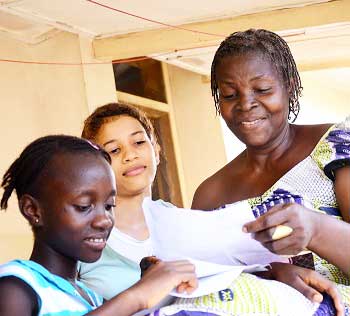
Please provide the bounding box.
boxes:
[0,31,116,262]
[167,65,227,205]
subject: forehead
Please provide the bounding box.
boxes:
[96,115,146,143]
[215,51,281,82]
[43,153,115,194]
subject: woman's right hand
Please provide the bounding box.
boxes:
[131,260,198,309]
[243,202,318,255]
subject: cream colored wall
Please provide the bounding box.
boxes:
[0,31,116,263]
[167,65,227,206]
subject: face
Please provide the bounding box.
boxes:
[37,153,116,263]
[95,115,159,198]
[215,52,290,148]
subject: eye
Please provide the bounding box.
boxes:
[74,205,93,212]
[255,87,271,93]
[135,140,146,145]
[220,92,238,100]
[109,147,120,155]
[105,203,116,212]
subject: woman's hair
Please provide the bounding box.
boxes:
[82,102,158,145]
[211,29,302,122]
[0,135,111,210]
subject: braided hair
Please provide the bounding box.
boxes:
[211,29,302,122]
[1,135,111,210]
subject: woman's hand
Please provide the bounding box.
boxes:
[131,259,198,309]
[243,203,319,255]
[269,263,344,316]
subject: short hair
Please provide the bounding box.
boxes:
[82,102,158,145]
[211,29,302,122]
[1,135,111,210]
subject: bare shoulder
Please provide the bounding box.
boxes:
[192,154,245,210]
[292,123,333,151]
[295,123,333,140]
[0,276,38,315]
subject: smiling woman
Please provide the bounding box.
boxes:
[188,29,350,316]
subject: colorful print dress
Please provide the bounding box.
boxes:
[150,119,350,316]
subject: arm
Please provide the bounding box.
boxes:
[242,166,350,275]
[192,177,221,210]
[243,203,350,277]
[0,277,38,316]
[335,165,350,222]
[86,260,197,316]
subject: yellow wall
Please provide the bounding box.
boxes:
[0,31,116,262]
[168,65,227,205]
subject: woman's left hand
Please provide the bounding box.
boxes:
[243,202,318,255]
[269,263,344,316]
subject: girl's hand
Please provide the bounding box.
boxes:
[131,260,198,309]
[269,263,344,316]
[243,203,318,255]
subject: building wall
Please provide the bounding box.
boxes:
[167,65,227,205]
[0,31,116,262]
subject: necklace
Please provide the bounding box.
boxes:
[67,278,94,306]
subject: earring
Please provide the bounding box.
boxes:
[35,218,39,223]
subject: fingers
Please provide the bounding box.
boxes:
[293,275,324,303]
[176,276,198,294]
[243,203,289,233]
[305,272,344,316]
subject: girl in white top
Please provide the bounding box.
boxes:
[79,102,160,299]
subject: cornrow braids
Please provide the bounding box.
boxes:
[82,102,158,145]
[211,29,302,122]
[1,135,111,210]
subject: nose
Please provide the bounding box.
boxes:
[238,92,258,111]
[122,146,138,163]
[92,208,114,231]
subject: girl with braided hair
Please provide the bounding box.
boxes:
[0,135,197,315]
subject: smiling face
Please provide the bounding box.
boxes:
[95,115,159,198]
[36,153,116,263]
[215,52,290,149]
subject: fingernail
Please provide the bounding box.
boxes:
[242,226,248,233]
[313,293,323,302]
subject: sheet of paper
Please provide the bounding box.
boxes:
[169,259,266,298]
[143,198,287,266]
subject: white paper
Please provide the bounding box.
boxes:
[143,198,288,266]
[142,199,289,298]
[169,259,266,298]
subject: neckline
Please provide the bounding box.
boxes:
[15,260,98,309]
[249,123,335,202]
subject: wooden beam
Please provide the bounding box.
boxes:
[93,0,350,60]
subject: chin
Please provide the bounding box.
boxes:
[79,253,103,264]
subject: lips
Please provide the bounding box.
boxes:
[122,165,146,177]
[239,117,266,129]
[84,236,108,251]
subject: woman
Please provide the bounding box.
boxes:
[192,29,349,314]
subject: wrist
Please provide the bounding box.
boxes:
[307,210,321,251]
[121,285,147,312]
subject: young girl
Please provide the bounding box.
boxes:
[79,102,160,299]
[0,135,197,316]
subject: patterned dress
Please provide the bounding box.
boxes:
[150,119,350,316]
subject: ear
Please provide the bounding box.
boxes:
[19,194,43,227]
